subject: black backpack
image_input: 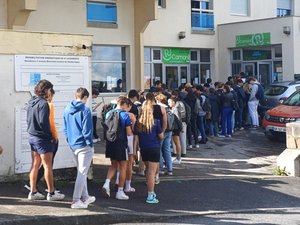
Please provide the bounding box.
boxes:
[165,107,175,132]
[182,100,191,124]
[102,109,126,142]
[255,84,264,101]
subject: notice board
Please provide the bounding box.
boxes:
[14,55,90,173]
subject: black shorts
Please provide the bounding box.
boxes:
[105,141,128,161]
[172,129,181,136]
[140,148,160,163]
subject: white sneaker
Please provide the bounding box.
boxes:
[83,196,96,205]
[45,189,61,194]
[71,200,88,209]
[101,186,110,198]
[116,191,129,200]
[28,191,45,200]
[93,139,98,143]
[47,192,65,201]
[187,145,193,149]
[195,144,200,148]
[173,158,181,164]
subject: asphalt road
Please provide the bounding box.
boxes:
[1,128,299,225]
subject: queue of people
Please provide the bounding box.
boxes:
[24,75,263,208]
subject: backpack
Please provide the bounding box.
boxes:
[102,109,126,142]
[255,84,264,101]
[173,114,183,132]
[201,95,212,116]
[101,103,117,121]
[177,101,187,122]
[165,107,175,132]
[182,101,191,124]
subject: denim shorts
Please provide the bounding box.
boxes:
[29,135,55,154]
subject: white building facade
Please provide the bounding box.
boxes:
[0,0,299,177]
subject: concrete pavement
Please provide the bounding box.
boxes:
[0,129,299,225]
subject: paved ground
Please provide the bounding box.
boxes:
[0,128,299,225]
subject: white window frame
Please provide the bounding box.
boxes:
[191,0,214,15]
[230,0,249,16]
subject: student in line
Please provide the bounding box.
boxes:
[64,87,95,209]
[102,96,132,200]
[27,79,65,201]
[134,93,163,204]
[25,89,61,194]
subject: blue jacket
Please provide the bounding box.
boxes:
[63,100,93,151]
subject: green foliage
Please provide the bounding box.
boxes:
[273,166,290,176]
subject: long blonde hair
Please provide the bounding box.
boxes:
[138,93,155,133]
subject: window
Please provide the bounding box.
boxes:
[230,0,249,16]
[200,64,210,84]
[153,49,161,61]
[200,49,210,62]
[274,45,282,58]
[87,1,117,24]
[232,50,241,61]
[232,63,241,75]
[277,0,292,17]
[158,0,166,8]
[91,46,127,93]
[191,0,214,30]
[191,51,198,61]
[243,50,271,61]
[191,64,200,85]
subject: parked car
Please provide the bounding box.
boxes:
[262,90,300,141]
[260,81,300,112]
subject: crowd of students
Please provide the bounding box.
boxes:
[24,75,263,208]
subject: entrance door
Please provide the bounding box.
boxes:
[165,65,189,90]
[243,63,255,77]
[258,62,271,85]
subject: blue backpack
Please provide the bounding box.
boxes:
[255,84,264,101]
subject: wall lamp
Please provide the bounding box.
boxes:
[283,26,291,35]
[178,31,186,39]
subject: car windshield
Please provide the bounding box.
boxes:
[283,92,300,106]
[264,85,288,96]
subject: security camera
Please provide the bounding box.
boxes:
[178,31,186,39]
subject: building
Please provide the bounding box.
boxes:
[0,0,299,177]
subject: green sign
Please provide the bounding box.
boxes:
[163,48,190,64]
[236,33,271,47]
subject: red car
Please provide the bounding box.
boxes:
[262,90,300,141]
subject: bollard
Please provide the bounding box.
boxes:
[276,122,300,177]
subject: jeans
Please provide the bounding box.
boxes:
[221,107,233,135]
[187,115,198,146]
[232,110,235,131]
[197,115,207,141]
[73,146,94,202]
[92,116,98,139]
[236,107,243,129]
[179,122,187,154]
[160,131,172,172]
[208,121,218,136]
[248,100,259,126]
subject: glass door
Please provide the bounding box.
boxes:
[243,63,255,77]
[165,65,189,90]
[165,66,179,90]
[258,62,271,85]
[180,66,188,85]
